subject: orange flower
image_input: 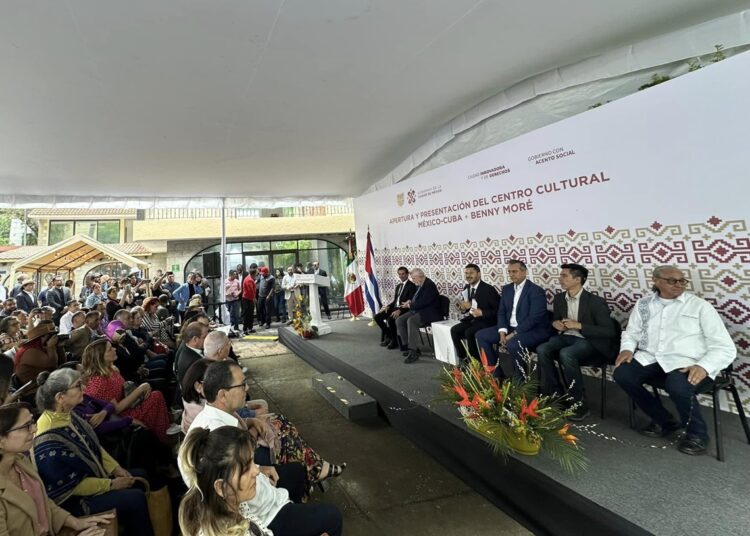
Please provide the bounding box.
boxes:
[563,434,578,445]
[558,424,570,436]
[519,397,540,423]
[489,377,503,403]
[472,394,490,410]
[479,348,496,374]
[453,385,472,407]
[450,367,464,385]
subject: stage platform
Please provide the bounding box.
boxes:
[280,319,750,536]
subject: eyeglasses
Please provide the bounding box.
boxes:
[225,380,249,391]
[655,277,689,286]
[8,419,36,433]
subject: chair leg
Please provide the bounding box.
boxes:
[417,329,425,349]
[727,384,750,444]
[712,388,724,462]
[600,365,607,419]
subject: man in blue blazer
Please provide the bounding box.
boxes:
[15,279,37,313]
[476,260,554,378]
[395,268,442,364]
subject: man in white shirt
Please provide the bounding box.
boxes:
[184,361,307,502]
[613,265,736,456]
[281,266,300,324]
[58,300,82,335]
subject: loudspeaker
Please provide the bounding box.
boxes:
[203,252,221,278]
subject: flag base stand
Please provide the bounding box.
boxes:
[367,320,376,327]
[311,323,333,336]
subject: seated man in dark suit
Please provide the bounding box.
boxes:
[395,268,442,364]
[374,266,416,349]
[450,263,499,361]
[476,259,554,378]
[537,263,616,420]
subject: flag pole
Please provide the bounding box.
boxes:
[366,225,376,326]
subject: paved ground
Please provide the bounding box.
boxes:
[235,339,532,536]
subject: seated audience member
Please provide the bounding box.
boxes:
[476,260,554,378]
[183,294,205,324]
[84,283,105,310]
[450,263,499,361]
[40,306,56,324]
[10,309,28,332]
[105,287,126,322]
[175,321,209,384]
[141,296,175,347]
[536,263,616,420]
[0,316,23,353]
[395,268,442,363]
[82,338,173,443]
[16,280,37,313]
[181,358,345,494]
[58,299,82,335]
[1,298,17,318]
[180,426,343,536]
[156,294,172,321]
[33,370,153,535]
[181,362,343,535]
[14,321,63,399]
[374,266,416,349]
[0,354,14,405]
[613,265,736,455]
[0,403,115,536]
[65,311,101,361]
[28,307,43,329]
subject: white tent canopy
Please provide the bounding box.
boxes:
[2,0,750,205]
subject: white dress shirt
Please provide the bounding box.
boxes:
[500,280,526,333]
[562,288,584,338]
[59,311,75,335]
[181,404,291,530]
[620,291,736,378]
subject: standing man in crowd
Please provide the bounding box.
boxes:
[450,264,499,362]
[476,259,554,378]
[16,279,36,313]
[256,266,275,329]
[374,266,416,349]
[536,263,616,420]
[396,268,442,364]
[46,275,67,324]
[242,266,257,334]
[613,265,736,455]
[282,265,301,325]
[308,261,331,320]
[224,270,241,331]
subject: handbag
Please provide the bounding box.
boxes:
[134,477,173,536]
[150,339,169,355]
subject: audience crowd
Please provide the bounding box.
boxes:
[0,265,346,536]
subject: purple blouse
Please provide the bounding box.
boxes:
[73,393,133,435]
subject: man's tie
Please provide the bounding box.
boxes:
[468,287,475,301]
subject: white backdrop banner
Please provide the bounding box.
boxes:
[354,51,750,413]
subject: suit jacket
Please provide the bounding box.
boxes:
[307,269,329,297]
[0,454,72,536]
[64,326,94,360]
[496,280,553,339]
[15,292,36,313]
[410,277,442,325]
[387,280,417,311]
[552,289,616,359]
[461,280,500,325]
[47,287,66,315]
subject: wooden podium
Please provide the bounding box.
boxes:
[296,274,332,336]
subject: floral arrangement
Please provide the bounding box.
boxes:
[441,346,588,474]
[291,297,318,339]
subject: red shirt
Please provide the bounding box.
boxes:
[242,275,257,301]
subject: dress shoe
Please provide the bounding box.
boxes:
[380,340,391,347]
[404,351,420,364]
[387,342,399,350]
[567,403,590,422]
[639,420,682,438]
[677,436,709,456]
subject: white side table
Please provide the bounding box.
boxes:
[430,319,461,366]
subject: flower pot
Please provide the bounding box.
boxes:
[506,432,541,456]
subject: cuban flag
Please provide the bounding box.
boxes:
[363,230,382,315]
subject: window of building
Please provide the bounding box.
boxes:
[48,220,121,245]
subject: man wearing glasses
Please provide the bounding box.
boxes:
[613,265,736,455]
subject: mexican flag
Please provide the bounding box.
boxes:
[344,257,365,317]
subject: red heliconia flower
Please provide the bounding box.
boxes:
[489,377,503,403]
[472,394,490,410]
[519,397,540,423]
[453,385,472,407]
[479,348,496,374]
[451,367,464,385]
